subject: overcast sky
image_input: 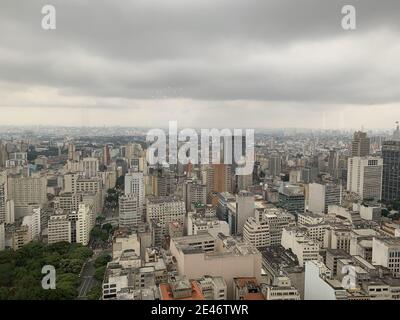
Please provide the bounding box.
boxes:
[1,0,400,129]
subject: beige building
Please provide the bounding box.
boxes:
[170,233,262,299]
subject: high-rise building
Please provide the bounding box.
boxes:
[231,191,254,235]
[382,124,400,202]
[205,164,232,198]
[125,172,145,208]
[48,210,72,244]
[68,142,77,161]
[268,153,281,177]
[347,156,383,201]
[119,194,141,229]
[7,173,47,211]
[183,179,207,212]
[351,131,370,157]
[76,203,92,246]
[82,157,99,178]
[308,182,342,214]
[0,141,8,167]
[103,144,111,166]
[0,172,6,223]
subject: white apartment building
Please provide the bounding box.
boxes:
[243,217,270,248]
[372,238,400,277]
[47,212,72,244]
[308,183,342,214]
[82,157,99,178]
[146,196,185,237]
[347,156,383,200]
[119,194,141,229]
[22,206,41,240]
[125,172,145,208]
[323,224,352,253]
[281,227,320,266]
[243,207,294,248]
[76,203,92,246]
[7,174,47,208]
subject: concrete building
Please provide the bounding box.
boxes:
[304,260,347,300]
[230,190,254,235]
[308,182,342,214]
[187,211,229,237]
[170,233,262,299]
[159,276,205,300]
[197,276,227,300]
[7,173,47,215]
[47,210,71,244]
[183,179,207,212]
[281,228,319,266]
[119,194,141,229]
[352,131,370,157]
[76,203,92,246]
[125,172,145,208]
[372,238,400,277]
[347,156,383,201]
[146,196,185,238]
[12,225,31,250]
[382,137,400,202]
[216,192,236,222]
[82,157,99,178]
[243,207,294,248]
[278,185,305,215]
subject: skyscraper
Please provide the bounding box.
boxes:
[347,156,383,201]
[352,131,370,157]
[125,172,145,208]
[119,193,141,229]
[382,124,400,202]
[103,144,111,166]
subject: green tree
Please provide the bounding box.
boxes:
[94,254,112,268]
[94,266,106,282]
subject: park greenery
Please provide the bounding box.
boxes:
[0,241,92,300]
[90,223,115,247]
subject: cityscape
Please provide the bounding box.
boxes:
[1,125,400,300]
[1,0,400,305]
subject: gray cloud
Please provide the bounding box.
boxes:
[0,0,400,128]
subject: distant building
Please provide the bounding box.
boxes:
[352,131,370,157]
[382,126,400,202]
